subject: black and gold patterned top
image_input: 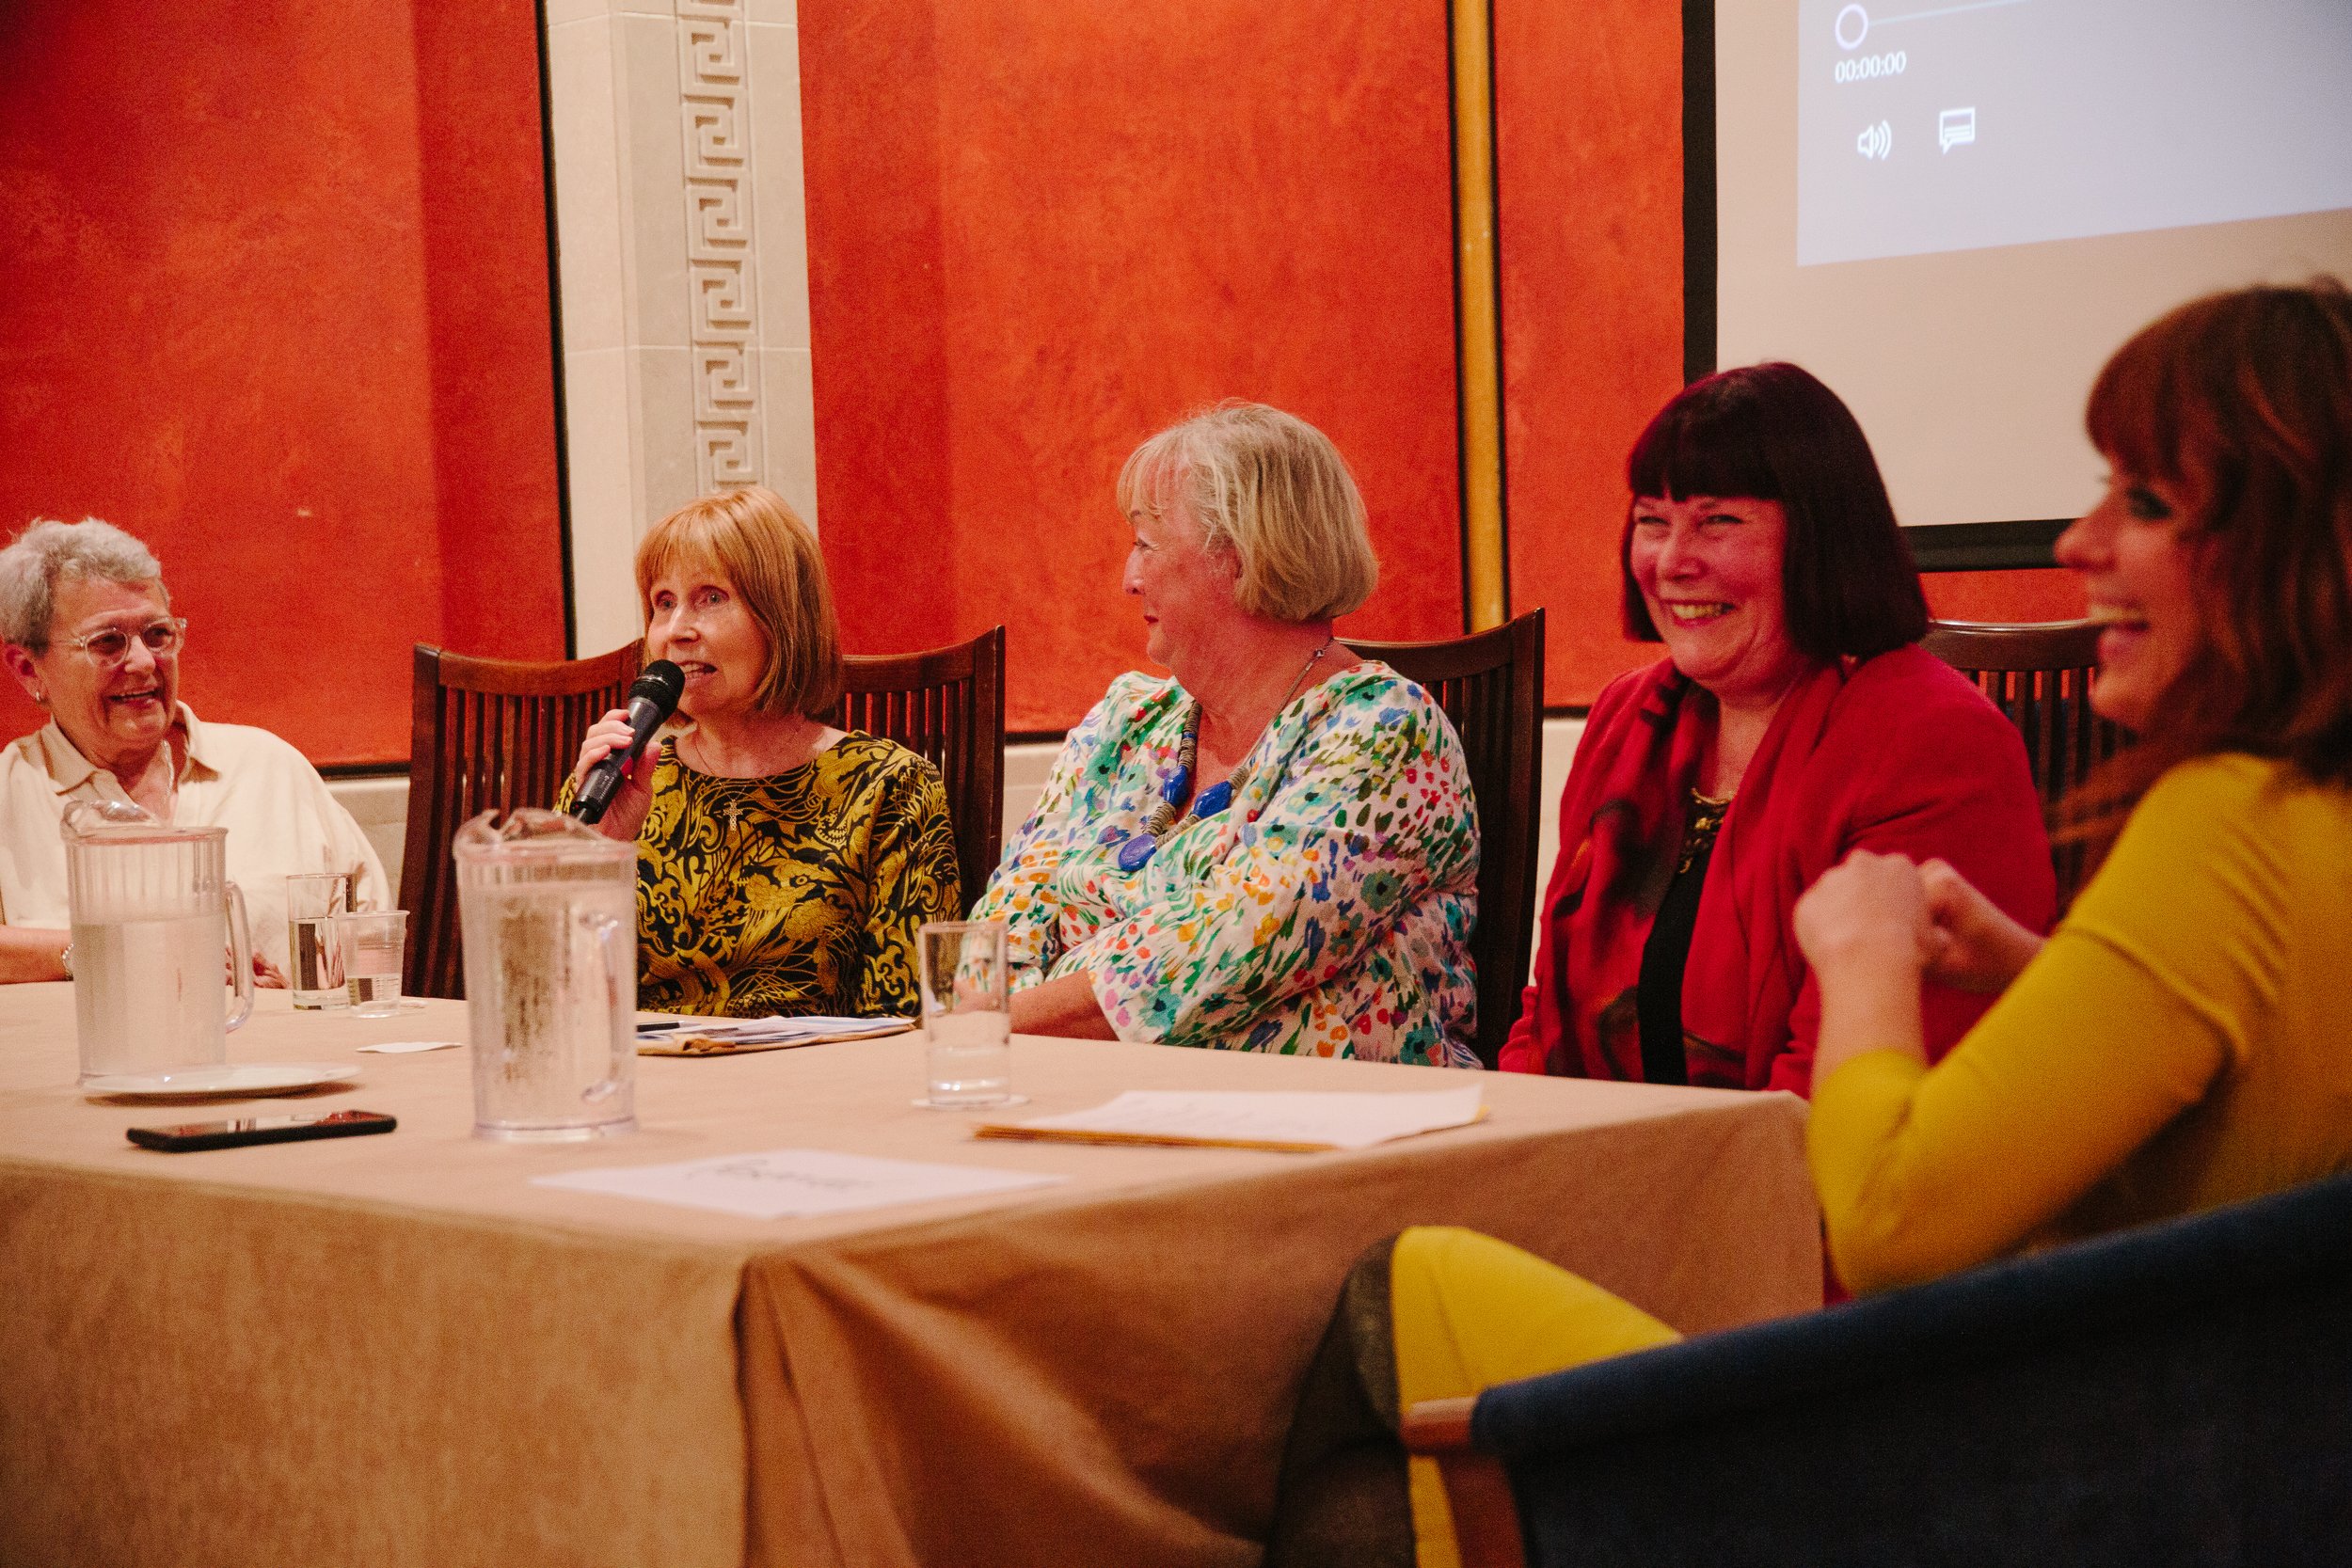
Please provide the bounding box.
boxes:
[626,733,961,1019]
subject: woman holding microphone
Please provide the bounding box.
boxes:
[566,486,961,1019]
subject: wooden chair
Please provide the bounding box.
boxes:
[1344,610,1546,1069]
[400,642,643,1000]
[1920,618,2122,910]
[832,626,1008,914]
[400,629,1009,999]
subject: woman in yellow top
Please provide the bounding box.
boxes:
[1797,277,2352,1288]
[1265,278,2352,1567]
[566,485,961,1018]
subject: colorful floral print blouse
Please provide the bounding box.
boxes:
[972,665,1481,1067]
[579,733,961,1019]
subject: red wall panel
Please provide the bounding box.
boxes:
[800,0,1465,734]
[411,0,569,674]
[1494,0,1689,708]
[0,1,562,767]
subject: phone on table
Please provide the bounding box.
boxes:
[127,1110,397,1153]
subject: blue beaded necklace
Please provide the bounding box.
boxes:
[1117,638,1331,872]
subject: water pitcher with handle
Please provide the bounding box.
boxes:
[62,800,255,1082]
[453,808,638,1141]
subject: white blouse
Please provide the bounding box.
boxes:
[0,704,389,975]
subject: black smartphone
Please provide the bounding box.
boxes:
[127,1109,397,1152]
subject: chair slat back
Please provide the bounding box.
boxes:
[1344,610,1546,1069]
[400,643,641,999]
[1921,618,2123,911]
[403,630,1009,997]
[834,626,1008,914]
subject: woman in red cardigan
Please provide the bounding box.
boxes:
[1502,362,2053,1093]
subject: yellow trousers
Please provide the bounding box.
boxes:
[1389,1227,1681,1568]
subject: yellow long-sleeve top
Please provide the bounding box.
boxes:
[1810,753,2352,1294]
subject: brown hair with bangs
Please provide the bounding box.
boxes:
[634,485,844,719]
[2066,278,2352,847]
[1621,361,1927,662]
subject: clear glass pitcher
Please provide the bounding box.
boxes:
[62,800,254,1082]
[453,808,638,1141]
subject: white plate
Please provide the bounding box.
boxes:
[82,1063,362,1099]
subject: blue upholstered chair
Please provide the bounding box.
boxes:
[1401,1172,2352,1568]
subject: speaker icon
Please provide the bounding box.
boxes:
[1856,119,1893,161]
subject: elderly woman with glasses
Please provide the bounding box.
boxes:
[0,517,389,984]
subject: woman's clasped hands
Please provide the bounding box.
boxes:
[1795,849,2047,997]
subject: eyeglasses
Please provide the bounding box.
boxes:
[55,617,188,665]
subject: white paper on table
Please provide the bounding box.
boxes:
[977,1085,1486,1153]
[532,1148,1064,1219]
[353,1039,462,1054]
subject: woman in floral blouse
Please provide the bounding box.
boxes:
[973,403,1481,1068]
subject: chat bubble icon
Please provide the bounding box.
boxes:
[1939,107,1977,153]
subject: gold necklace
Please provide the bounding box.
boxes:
[1679,786,1732,875]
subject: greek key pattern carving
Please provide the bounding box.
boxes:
[679,0,762,491]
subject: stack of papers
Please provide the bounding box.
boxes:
[636,1015,914,1056]
[975,1085,1486,1153]
[533,1148,1062,1219]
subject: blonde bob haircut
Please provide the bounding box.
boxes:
[634,484,844,719]
[1117,402,1379,623]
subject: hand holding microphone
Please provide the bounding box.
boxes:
[569,660,686,835]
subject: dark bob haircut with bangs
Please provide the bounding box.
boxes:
[1621,361,1927,662]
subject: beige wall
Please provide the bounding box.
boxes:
[544,0,818,657]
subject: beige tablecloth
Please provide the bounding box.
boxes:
[0,986,1819,1568]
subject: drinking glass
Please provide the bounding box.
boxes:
[286,872,352,1009]
[917,920,1012,1108]
[334,910,412,1017]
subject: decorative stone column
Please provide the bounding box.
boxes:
[543,0,818,655]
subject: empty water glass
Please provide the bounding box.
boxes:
[917,920,1012,1108]
[286,872,351,1009]
[334,910,411,1017]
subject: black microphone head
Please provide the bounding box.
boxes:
[629,660,686,717]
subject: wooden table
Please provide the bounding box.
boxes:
[0,986,1819,1568]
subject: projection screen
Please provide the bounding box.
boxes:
[1713,0,2352,529]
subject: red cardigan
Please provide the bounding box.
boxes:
[1501,648,2056,1092]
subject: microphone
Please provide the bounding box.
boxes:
[571,660,686,824]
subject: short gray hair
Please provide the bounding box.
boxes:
[0,517,167,652]
[1117,402,1380,624]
